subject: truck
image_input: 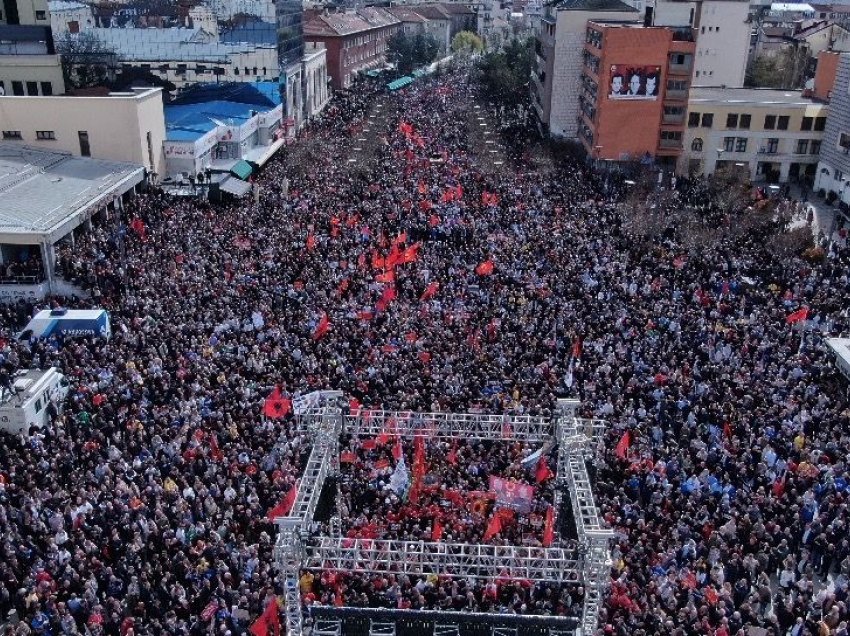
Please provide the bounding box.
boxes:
[18,308,111,341]
[0,368,69,435]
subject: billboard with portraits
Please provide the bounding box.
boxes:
[608,65,662,100]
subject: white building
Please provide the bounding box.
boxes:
[0,87,166,174]
[48,0,93,34]
[1,0,65,97]
[622,0,751,88]
[302,42,330,121]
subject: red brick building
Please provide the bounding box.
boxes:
[304,8,401,90]
[579,22,695,168]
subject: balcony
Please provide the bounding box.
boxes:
[659,138,683,150]
[668,62,692,76]
[662,113,685,125]
[671,28,695,42]
[665,88,688,101]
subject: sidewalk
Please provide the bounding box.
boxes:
[787,185,845,245]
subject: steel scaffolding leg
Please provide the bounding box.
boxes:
[581,531,612,636]
[370,621,396,636]
[313,619,342,636]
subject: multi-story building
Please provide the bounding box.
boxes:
[0,86,166,174]
[577,21,695,168]
[623,0,751,88]
[0,0,63,96]
[532,0,640,139]
[407,4,453,51]
[304,8,401,89]
[387,6,429,37]
[682,86,827,183]
[276,0,305,130]
[302,41,330,121]
[815,53,850,204]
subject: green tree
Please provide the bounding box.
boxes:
[388,31,440,75]
[451,31,484,55]
[476,37,533,106]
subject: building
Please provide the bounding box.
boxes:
[0,86,166,175]
[532,0,640,139]
[0,144,144,300]
[302,42,330,121]
[407,4,453,51]
[162,82,284,181]
[681,86,827,183]
[276,0,305,130]
[578,21,695,168]
[0,0,64,97]
[814,53,850,204]
[68,27,279,89]
[304,8,401,90]
[622,0,751,88]
[387,6,429,37]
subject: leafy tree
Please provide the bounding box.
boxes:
[476,37,533,107]
[55,32,117,89]
[451,31,484,55]
[388,31,441,75]
[109,66,176,93]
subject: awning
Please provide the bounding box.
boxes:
[230,160,253,180]
[219,177,252,197]
[387,76,414,91]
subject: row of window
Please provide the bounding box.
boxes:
[0,80,53,96]
[586,28,602,49]
[688,112,826,131]
[2,130,91,155]
[690,137,821,155]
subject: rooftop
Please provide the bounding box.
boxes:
[689,86,825,106]
[82,27,274,63]
[305,8,401,37]
[549,0,638,12]
[0,145,144,242]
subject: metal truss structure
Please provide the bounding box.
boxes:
[274,393,612,636]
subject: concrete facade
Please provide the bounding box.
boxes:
[532,0,640,139]
[692,0,750,87]
[682,86,827,183]
[0,87,166,174]
[815,54,850,203]
[0,52,64,96]
[302,43,329,121]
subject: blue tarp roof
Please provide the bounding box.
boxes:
[165,82,282,142]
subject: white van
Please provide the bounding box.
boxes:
[0,368,69,435]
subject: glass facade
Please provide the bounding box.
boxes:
[275,0,303,71]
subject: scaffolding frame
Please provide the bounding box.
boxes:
[274,396,611,636]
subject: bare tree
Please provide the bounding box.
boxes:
[55,32,117,90]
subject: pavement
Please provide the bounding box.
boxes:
[787,185,847,246]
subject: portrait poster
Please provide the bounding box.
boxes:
[608,65,662,100]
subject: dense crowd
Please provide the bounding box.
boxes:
[0,65,849,636]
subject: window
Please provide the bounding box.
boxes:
[777,115,789,130]
[810,140,821,154]
[739,114,751,129]
[40,82,52,96]
[764,114,776,130]
[0,81,4,95]
[691,137,703,151]
[766,138,779,153]
[735,138,747,153]
[801,116,813,131]
[234,66,240,75]
[839,132,850,152]
[814,116,826,131]
[726,113,739,128]
[78,131,90,157]
[2,131,22,139]
[35,10,46,19]
[701,113,713,128]
[176,64,187,75]
[159,64,169,73]
[688,112,700,127]
[12,81,23,96]
[796,139,809,154]
[195,65,206,74]
[36,131,55,140]
[26,81,38,95]
[724,136,735,152]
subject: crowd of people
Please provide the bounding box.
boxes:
[0,64,849,636]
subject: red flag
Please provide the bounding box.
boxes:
[263,387,292,419]
[209,434,224,462]
[786,306,809,324]
[266,484,298,521]
[543,505,555,547]
[455,184,463,199]
[400,242,421,264]
[418,351,431,364]
[447,439,458,465]
[130,217,147,240]
[306,233,317,250]
[483,510,502,541]
[340,450,356,463]
[371,250,385,270]
[572,337,582,359]
[393,232,407,246]
[361,438,377,451]
[376,286,396,312]
[313,312,330,340]
[201,601,218,622]
[349,397,361,413]
[501,414,513,439]
[432,518,444,541]
[475,260,494,276]
[535,456,554,484]
[615,431,631,460]
[420,281,440,301]
[392,437,403,461]
[249,598,280,636]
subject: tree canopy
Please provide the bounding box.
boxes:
[451,31,484,55]
[55,32,117,89]
[476,37,533,106]
[387,31,441,76]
